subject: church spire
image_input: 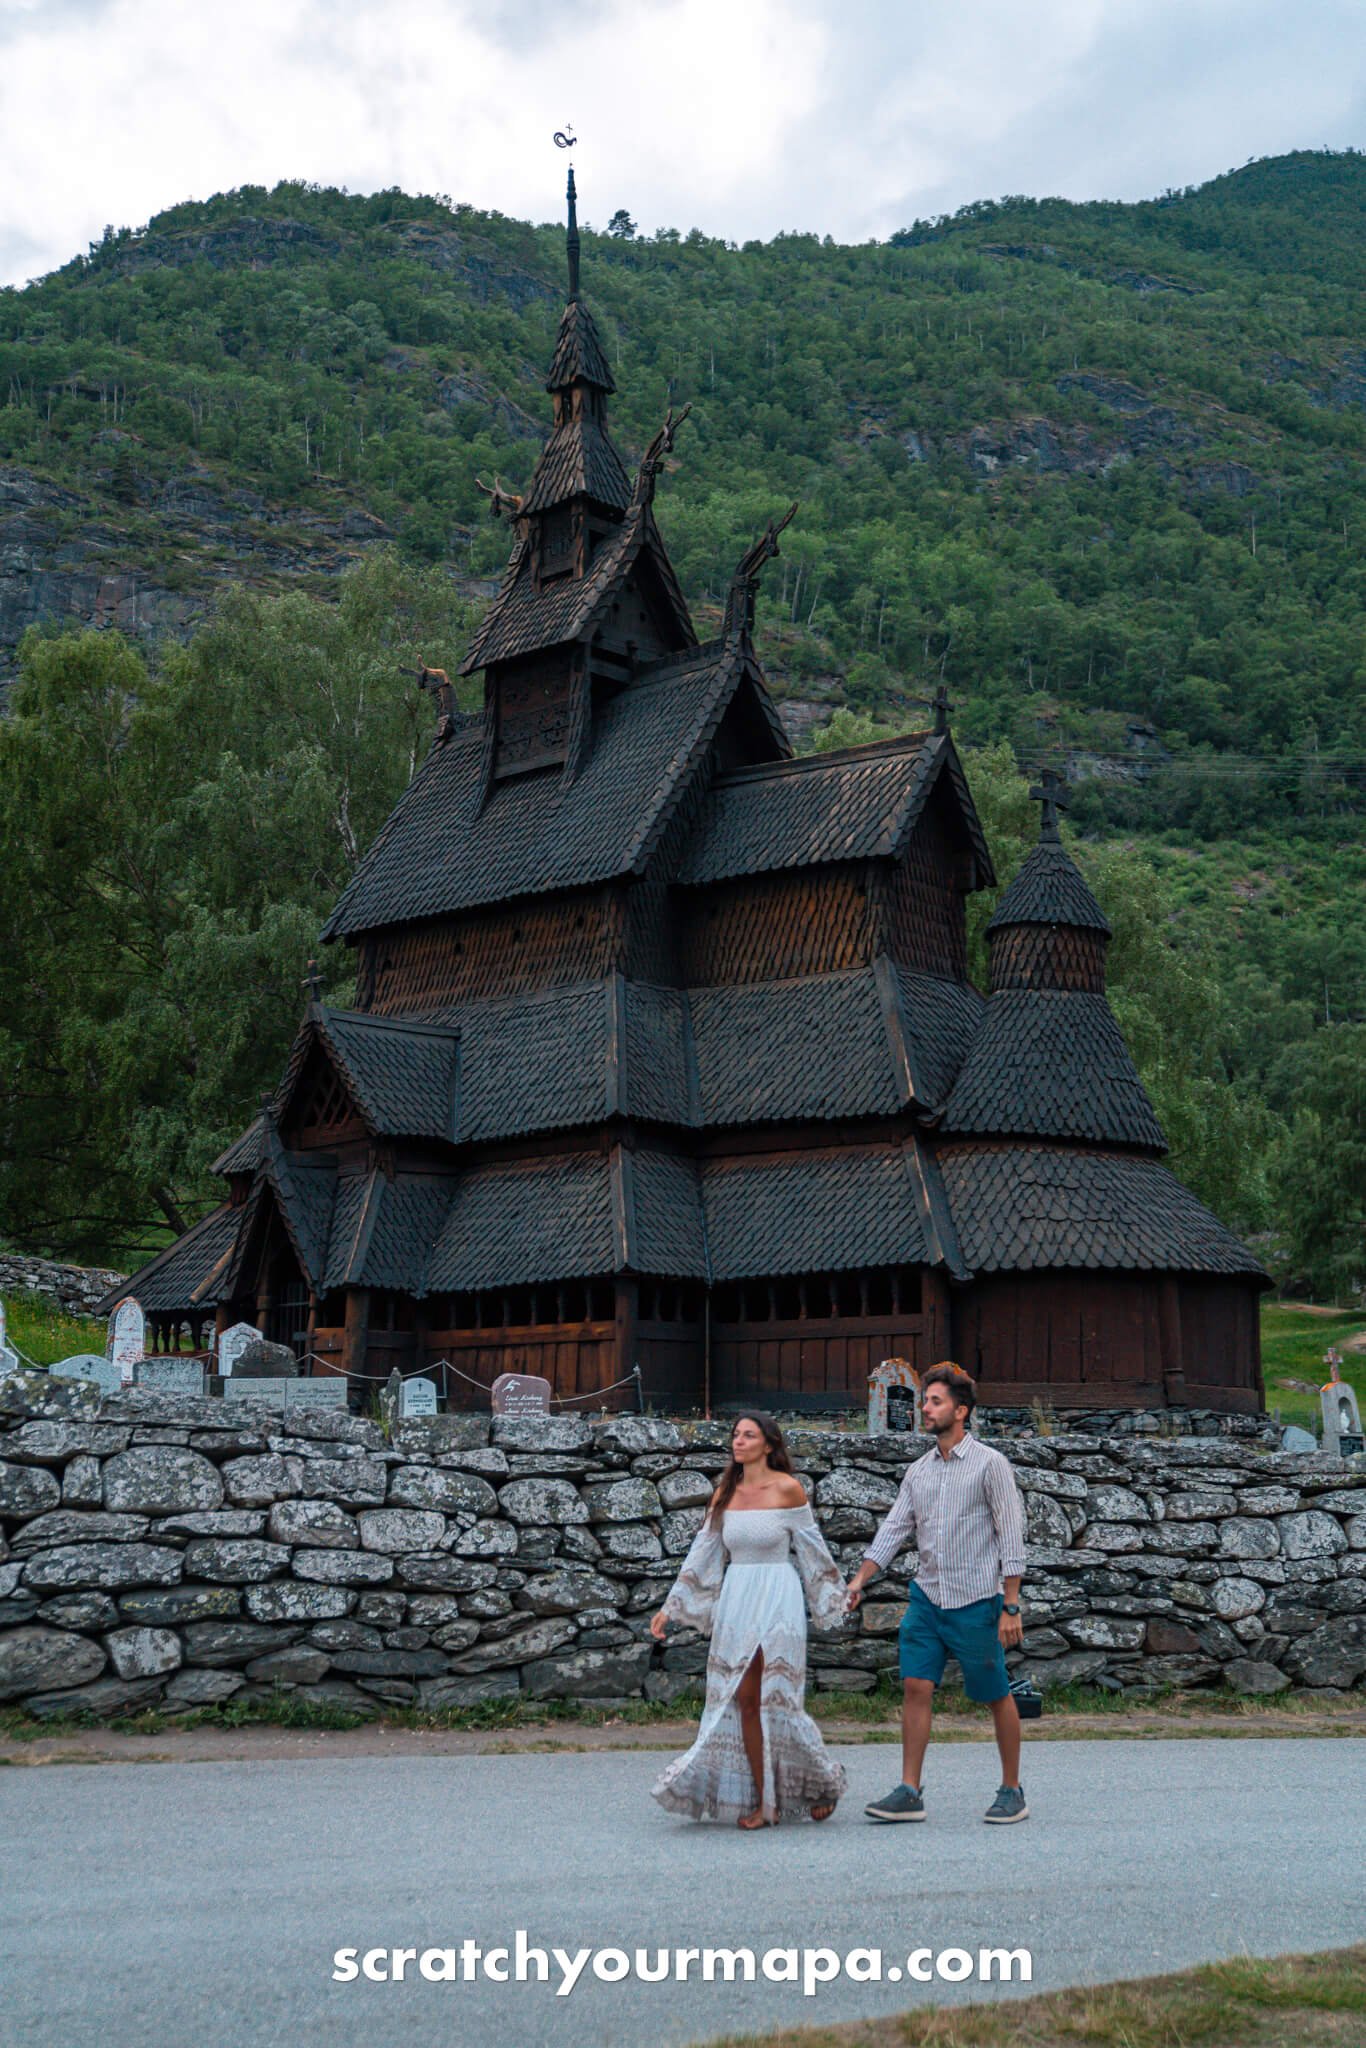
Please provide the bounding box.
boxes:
[566,163,581,301]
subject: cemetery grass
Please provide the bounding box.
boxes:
[699,1944,1366,2048]
[1260,1302,1366,1429]
[4,1293,106,1369]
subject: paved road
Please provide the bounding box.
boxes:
[4,1737,1363,2048]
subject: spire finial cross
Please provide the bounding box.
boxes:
[914,682,957,735]
[302,959,322,1004]
[1029,764,1070,841]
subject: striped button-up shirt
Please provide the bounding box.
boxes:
[863,1434,1028,1609]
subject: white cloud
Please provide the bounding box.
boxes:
[0,0,1361,285]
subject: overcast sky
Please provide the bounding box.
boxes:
[0,0,1362,288]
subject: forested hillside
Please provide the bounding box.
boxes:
[0,153,1362,1296]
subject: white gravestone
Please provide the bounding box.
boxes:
[107,1298,146,1386]
[401,1376,439,1418]
[0,1295,16,1378]
[868,1357,921,1435]
[491,1372,553,1418]
[216,1321,259,1380]
[1321,1371,1364,1459]
[52,1353,124,1395]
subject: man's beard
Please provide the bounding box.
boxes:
[927,1414,954,1435]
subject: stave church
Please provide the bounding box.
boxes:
[105,174,1268,1416]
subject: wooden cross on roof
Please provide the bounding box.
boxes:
[1029,765,1069,842]
[913,683,956,735]
[301,960,322,1004]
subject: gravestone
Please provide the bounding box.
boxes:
[401,1376,439,1418]
[107,1297,146,1386]
[0,1299,16,1379]
[233,1338,299,1379]
[380,1368,403,1438]
[52,1353,123,1395]
[224,1376,348,1411]
[1280,1423,1318,1453]
[135,1357,206,1397]
[491,1371,553,1419]
[1321,1371,1364,1458]
[868,1357,921,1435]
[216,1322,260,1379]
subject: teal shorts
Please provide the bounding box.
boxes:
[898,1578,1010,1703]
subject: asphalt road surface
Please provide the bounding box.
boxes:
[5,1736,1364,2048]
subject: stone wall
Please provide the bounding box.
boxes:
[0,1372,1362,1720]
[0,1255,125,1320]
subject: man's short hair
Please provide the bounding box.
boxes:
[921,1361,978,1418]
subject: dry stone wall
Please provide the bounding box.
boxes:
[1,1372,1363,1720]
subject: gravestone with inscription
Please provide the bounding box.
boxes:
[224,1376,349,1411]
[1321,1372,1364,1459]
[401,1376,439,1418]
[52,1353,124,1395]
[135,1356,206,1397]
[491,1371,553,1418]
[107,1297,146,1385]
[216,1322,259,1379]
[868,1357,921,1435]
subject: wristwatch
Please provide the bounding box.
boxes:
[1002,1602,1022,1616]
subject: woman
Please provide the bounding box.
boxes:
[649,1412,850,1829]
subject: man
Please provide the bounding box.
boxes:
[845,1362,1030,1824]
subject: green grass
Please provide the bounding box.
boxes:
[1260,1301,1366,1430]
[698,1945,1366,2048]
[3,1291,106,1369]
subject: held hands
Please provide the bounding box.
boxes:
[844,1579,865,1613]
[998,1609,1024,1649]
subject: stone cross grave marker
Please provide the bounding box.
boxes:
[107,1297,146,1386]
[52,1353,123,1395]
[216,1321,260,1379]
[401,1376,439,1418]
[1321,1364,1364,1458]
[868,1357,921,1435]
[491,1371,552,1418]
[135,1356,206,1397]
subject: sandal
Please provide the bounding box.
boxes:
[737,1810,774,1830]
[810,1801,837,1822]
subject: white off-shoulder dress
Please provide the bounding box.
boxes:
[650,1505,850,1824]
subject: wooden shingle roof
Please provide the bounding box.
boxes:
[94,1202,240,1316]
[545,297,615,392]
[938,1142,1267,1277]
[426,1154,617,1292]
[987,839,1111,934]
[676,733,994,887]
[699,1146,941,1282]
[518,419,631,515]
[460,498,694,674]
[941,990,1167,1150]
[322,646,742,940]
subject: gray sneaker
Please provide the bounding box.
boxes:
[984,1784,1028,1824]
[864,1783,926,1822]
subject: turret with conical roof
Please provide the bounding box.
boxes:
[941,767,1166,1150]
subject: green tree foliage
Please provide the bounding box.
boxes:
[1266,1025,1366,1302]
[0,552,476,1257]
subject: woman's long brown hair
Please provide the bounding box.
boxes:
[706,1412,795,1525]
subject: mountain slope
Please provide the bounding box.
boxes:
[1,152,1363,786]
